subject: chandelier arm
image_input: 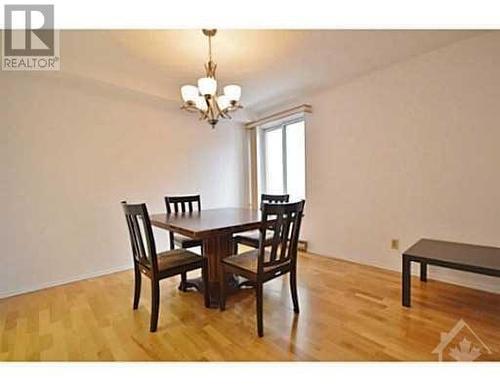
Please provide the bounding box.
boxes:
[218,107,230,119]
[205,98,213,121]
[228,103,243,112]
[181,104,199,113]
[210,99,218,121]
[213,97,224,119]
[205,99,212,119]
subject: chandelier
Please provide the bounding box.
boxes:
[180,29,242,128]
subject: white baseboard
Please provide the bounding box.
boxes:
[0,264,132,299]
[306,250,500,294]
[2,251,497,299]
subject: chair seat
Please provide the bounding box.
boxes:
[156,249,204,273]
[233,230,275,247]
[222,249,289,275]
[173,233,202,249]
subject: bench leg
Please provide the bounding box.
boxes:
[420,262,427,282]
[402,256,411,307]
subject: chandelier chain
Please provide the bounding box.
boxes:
[208,35,212,63]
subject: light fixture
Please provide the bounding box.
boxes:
[180,29,243,128]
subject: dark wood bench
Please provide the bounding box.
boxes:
[402,239,500,307]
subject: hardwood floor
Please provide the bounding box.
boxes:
[1,251,499,361]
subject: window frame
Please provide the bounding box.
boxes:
[258,117,305,196]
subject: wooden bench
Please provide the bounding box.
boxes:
[402,239,500,307]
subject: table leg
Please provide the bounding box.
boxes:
[420,262,427,282]
[202,233,238,307]
[402,255,411,307]
[180,234,249,307]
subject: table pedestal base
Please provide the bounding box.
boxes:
[175,233,256,307]
[178,274,243,308]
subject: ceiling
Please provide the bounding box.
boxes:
[60,30,484,116]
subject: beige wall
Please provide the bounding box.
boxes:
[1,72,247,298]
[2,32,499,298]
[267,33,500,292]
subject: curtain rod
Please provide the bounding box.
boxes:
[245,104,312,129]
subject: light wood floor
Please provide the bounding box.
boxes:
[1,252,499,361]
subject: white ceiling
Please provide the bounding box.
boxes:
[60,30,484,116]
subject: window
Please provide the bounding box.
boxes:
[258,118,306,201]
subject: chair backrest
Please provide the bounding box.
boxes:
[261,194,289,204]
[257,200,305,273]
[121,201,158,275]
[165,195,201,214]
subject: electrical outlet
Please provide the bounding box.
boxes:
[391,239,399,250]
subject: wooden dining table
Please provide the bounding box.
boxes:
[150,207,264,307]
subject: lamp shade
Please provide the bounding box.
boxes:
[194,96,208,111]
[223,85,241,102]
[198,77,217,96]
[217,95,230,111]
[181,85,198,103]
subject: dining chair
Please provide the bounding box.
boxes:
[121,201,209,332]
[219,200,305,337]
[164,195,203,291]
[232,194,290,254]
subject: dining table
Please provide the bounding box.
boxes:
[149,207,264,307]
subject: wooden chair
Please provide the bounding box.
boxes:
[220,200,305,337]
[233,194,290,254]
[164,195,203,291]
[121,201,209,332]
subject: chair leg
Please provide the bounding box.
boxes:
[180,272,188,292]
[202,262,210,308]
[133,266,141,310]
[290,269,299,314]
[150,279,160,332]
[256,282,264,337]
[219,265,226,311]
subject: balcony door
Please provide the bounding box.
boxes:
[259,119,305,201]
